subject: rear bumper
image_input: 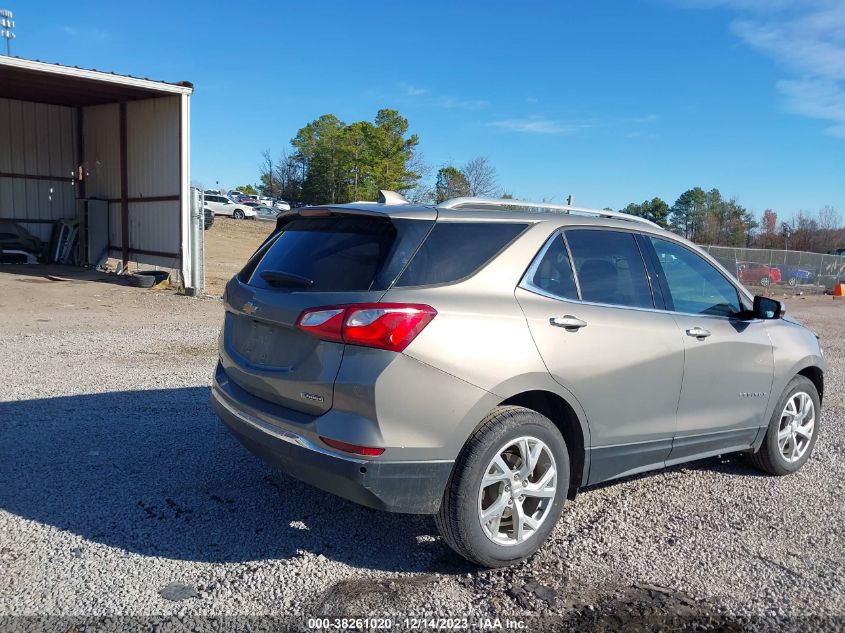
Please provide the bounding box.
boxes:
[211,378,453,514]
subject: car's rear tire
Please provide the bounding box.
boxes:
[749,375,820,475]
[233,209,245,220]
[761,276,771,287]
[787,276,797,287]
[435,406,569,568]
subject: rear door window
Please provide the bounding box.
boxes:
[241,215,432,292]
[565,229,654,309]
[395,222,528,287]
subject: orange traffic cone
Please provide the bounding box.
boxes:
[834,283,845,298]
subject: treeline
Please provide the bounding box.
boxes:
[251,108,841,254]
[257,109,421,205]
[617,187,843,253]
[755,206,844,254]
[256,109,507,206]
[618,187,756,246]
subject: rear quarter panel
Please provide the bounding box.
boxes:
[381,223,593,458]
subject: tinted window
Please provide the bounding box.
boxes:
[566,229,653,308]
[241,216,433,292]
[523,232,578,300]
[650,237,741,317]
[244,216,397,292]
[395,222,527,287]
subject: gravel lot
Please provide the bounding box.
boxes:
[0,266,843,631]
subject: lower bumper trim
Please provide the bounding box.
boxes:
[212,387,453,514]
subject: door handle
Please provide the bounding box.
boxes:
[686,326,711,339]
[550,315,588,330]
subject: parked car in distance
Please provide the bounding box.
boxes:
[831,248,845,257]
[777,265,814,286]
[212,191,826,567]
[204,194,255,220]
[228,190,244,201]
[737,262,782,287]
[253,205,280,221]
[273,199,292,211]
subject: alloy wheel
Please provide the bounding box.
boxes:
[477,436,557,546]
[778,391,815,463]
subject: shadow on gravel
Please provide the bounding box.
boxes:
[0,388,457,572]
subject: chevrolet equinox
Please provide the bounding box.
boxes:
[212,191,825,567]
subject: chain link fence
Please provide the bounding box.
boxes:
[703,245,845,295]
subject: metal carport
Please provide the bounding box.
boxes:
[0,56,200,291]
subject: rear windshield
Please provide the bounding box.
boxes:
[395,222,528,287]
[241,215,432,292]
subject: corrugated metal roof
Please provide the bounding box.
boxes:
[1,56,193,90]
[0,56,192,106]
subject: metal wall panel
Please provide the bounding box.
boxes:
[81,103,120,200]
[108,201,122,249]
[87,97,183,260]
[126,97,180,198]
[0,92,186,273]
[0,97,78,239]
[127,200,180,258]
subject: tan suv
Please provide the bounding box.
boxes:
[212,191,825,567]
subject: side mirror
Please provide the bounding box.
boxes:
[753,295,783,320]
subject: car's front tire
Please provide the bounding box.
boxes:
[233,209,245,220]
[435,406,569,567]
[750,375,820,475]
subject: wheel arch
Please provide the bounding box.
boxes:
[499,389,588,500]
[797,365,824,403]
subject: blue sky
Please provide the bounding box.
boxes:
[9,0,845,221]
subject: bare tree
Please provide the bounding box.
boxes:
[461,156,498,197]
[404,152,434,203]
[259,149,276,198]
[818,205,841,231]
[272,148,305,202]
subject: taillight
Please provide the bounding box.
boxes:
[296,307,345,343]
[296,303,436,352]
[320,436,385,456]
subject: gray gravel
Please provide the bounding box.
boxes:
[1,276,843,630]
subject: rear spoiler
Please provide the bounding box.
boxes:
[256,204,437,254]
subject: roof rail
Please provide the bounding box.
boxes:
[436,196,660,228]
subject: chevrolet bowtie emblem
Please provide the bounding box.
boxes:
[242,301,258,315]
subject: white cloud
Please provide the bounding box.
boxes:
[399,83,428,97]
[675,0,845,139]
[489,117,590,135]
[384,84,488,110]
[63,25,109,39]
[439,97,489,110]
[777,77,845,137]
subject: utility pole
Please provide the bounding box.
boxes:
[566,195,573,206]
[1,9,14,56]
[781,222,792,251]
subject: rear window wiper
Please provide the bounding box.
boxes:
[259,270,315,288]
